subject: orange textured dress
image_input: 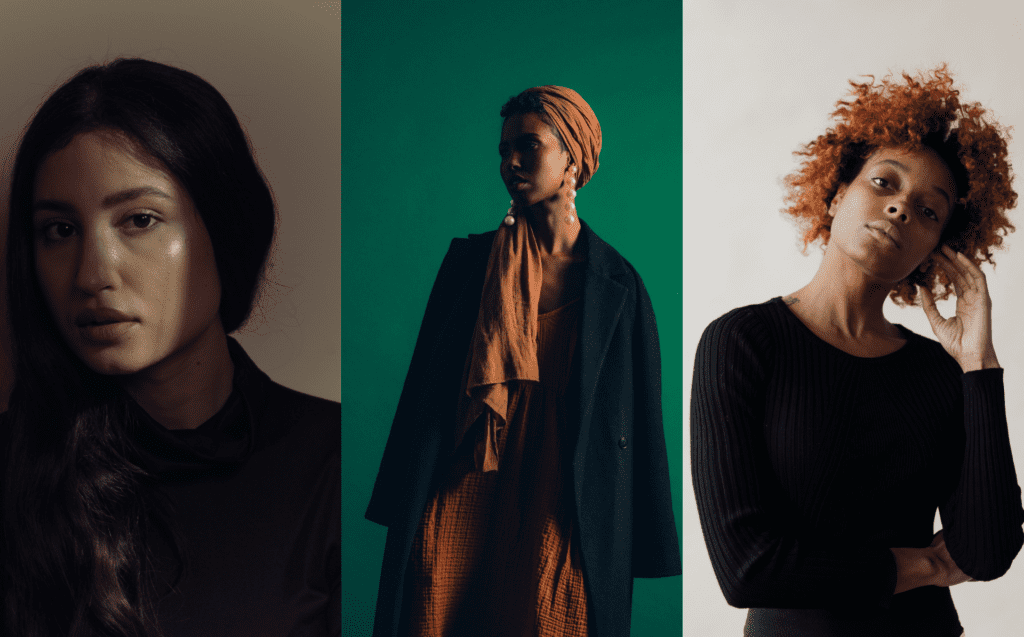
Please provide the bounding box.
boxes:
[401,299,589,637]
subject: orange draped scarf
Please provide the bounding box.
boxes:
[454,218,542,472]
[455,85,602,472]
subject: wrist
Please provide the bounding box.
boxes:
[960,351,1000,372]
[892,546,939,594]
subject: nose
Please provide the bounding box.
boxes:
[74,229,119,295]
[504,150,522,172]
[886,201,910,223]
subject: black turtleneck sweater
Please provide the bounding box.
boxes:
[690,298,1023,636]
[133,338,340,636]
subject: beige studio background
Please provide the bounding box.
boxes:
[0,0,340,405]
[683,1,1024,635]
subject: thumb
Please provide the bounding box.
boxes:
[919,285,943,328]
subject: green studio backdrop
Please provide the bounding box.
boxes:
[341,1,682,634]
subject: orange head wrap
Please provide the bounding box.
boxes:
[523,86,602,190]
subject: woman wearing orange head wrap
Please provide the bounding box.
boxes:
[367,86,681,636]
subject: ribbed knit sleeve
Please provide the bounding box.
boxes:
[940,369,1024,580]
[690,307,898,609]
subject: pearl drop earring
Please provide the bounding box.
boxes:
[504,199,515,226]
[566,165,578,224]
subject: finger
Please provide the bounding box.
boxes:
[932,251,969,297]
[954,250,987,287]
[919,285,944,328]
[935,247,968,283]
[940,246,982,292]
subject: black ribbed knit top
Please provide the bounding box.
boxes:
[690,297,1024,636]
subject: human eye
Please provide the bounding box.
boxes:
[122,212,160,233]
[38,220,77,243]
[871,177,890,188]
[919,205,939,221]
[517,138,539,152]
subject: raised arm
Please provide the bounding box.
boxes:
[918,246,1024,579]
[690,309,899,608]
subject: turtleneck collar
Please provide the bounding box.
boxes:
[130,338,263,480]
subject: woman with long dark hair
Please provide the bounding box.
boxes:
[1,58,339,636]
[366,86,681,636]
[691,66,1024,636]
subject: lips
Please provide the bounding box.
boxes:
[507,174,528,188]
[867,222,901,249]
[73,308,138,345]
[74,307,136,327]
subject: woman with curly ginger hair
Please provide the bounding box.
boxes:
[691,66,1024,636]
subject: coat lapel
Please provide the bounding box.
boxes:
[573,221,628,505]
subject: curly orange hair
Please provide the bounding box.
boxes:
[783,65,1017,305]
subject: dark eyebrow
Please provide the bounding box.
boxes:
[501,132,541,143]
[876,159,952,207]
[877,159,908,172]
[33,186,172,214]
[101,186,172,207]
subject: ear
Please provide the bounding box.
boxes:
[827,184,848,218]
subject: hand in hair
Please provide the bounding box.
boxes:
[918,245,1000,372]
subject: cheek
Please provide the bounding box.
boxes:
[139,235,199,328]
[183,231,221,314]
[34,252,67,312]
[914,230,943,260]
[829,192,867,230]
[162,236,189,299]
[540,157,563,184]
[159,236,217,312]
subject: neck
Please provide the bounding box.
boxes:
[522,192,579,256]
[121,322,235,430]
[790,244,898,338]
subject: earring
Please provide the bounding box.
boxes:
[504,199,515,226]
[566,165,578,224]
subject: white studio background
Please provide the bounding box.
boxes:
[683,1,1024,635]
[0,0,340,403]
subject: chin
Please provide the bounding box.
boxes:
[81,355,147,377]
[72,343,151,376]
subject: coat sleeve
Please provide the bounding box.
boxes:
[939,368,1024,580]
[364,239,470,527]
[628,269,682,578]
[689,307,900,609]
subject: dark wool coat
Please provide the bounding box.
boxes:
[365,220,681,637]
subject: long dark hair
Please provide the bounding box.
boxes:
[2,58,275,636]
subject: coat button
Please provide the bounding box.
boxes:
[618,436,627,449]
